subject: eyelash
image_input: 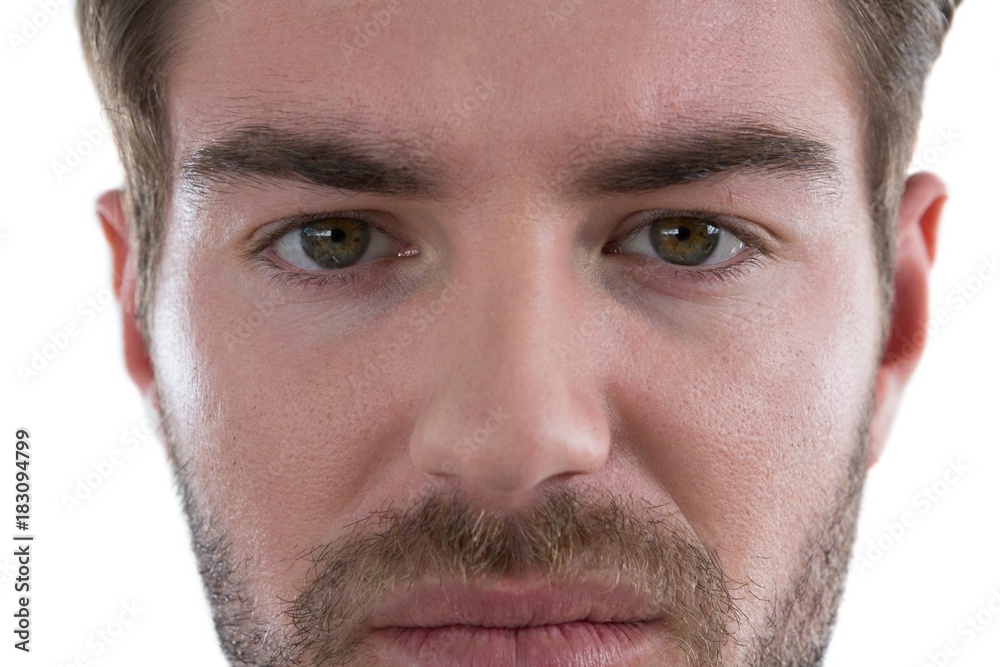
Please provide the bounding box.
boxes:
[248,209,768,291]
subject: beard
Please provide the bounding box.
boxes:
[159,385,870,666]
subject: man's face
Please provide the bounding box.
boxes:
[149,0,884,664]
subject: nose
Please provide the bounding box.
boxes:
[408,230,612,496]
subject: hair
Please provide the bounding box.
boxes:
[77,0,962,349]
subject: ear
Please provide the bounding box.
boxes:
[867,173,947,468]
[96,190,157,401]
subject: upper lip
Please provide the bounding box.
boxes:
[366,574,664,629]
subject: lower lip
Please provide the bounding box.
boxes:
[370,620,663,666]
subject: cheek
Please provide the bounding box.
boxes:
[614,255,879,585]
[150,244,422,600]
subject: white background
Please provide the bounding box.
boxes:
[1,1,998,665]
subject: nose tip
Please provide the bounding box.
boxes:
[410,386,611,494]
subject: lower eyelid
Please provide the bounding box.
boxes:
[281,266,373,289]
[254,255,382,292]
[622,250,765,289]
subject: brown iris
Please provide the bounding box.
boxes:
[649,217,720,266]
[301,217,371,269]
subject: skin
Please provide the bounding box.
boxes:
[96,0,946,664]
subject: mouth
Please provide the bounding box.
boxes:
[365,575,675,666]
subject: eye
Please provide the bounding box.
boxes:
[270,215,402,271]
[616,215,748,267]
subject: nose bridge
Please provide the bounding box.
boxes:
[408,210,611,494]
[465,227,573,381]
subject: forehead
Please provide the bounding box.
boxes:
[167,0,859,194]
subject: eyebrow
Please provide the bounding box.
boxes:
[565,123,842,198]
[179,124,442,198]
[178,119,842,201]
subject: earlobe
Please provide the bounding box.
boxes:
[96,190,156,398]
[867,172,948,468]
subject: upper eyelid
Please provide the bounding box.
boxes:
[241,210,396,262]
[614,210,774,257]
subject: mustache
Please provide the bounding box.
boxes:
[283,487,745,665]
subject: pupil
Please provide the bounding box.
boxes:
[675,226,691,241]
[331,228,346,242]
